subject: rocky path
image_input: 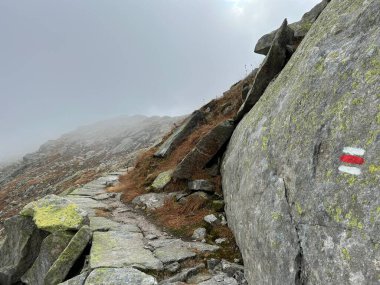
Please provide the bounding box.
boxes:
[61,171,246,285]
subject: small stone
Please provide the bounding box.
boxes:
[151,170,173,190]
[215,238,227,245]
[165,262,180,273]
[204,214,218,224]
[188,180,214,193]
[192,228,207,240]
[207,258,221,270]
[145,234,158,240]
[221,260,244,277]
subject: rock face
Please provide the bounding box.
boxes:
[222,0,380,284]
[21,231,74,285]
[44,225,92,284]
[235,19,294,122]
[173,120,235,179]
[254,0,330,55]
[0,216,47,285]
[154,111,205,158]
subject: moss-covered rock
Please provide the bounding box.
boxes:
[44,226,92,285]
[151,170,173,190]
[222,0,380,284]
[20,195,89,233]
[21,231,74,285]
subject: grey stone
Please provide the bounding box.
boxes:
[235,19,294,123]
[215,238,227,245]
[0,216,47,285]
[69,187,105,197]
[58,272,89,285]
[198,273,238,285]
[90,230,163,270]
[85,267,157,285]
[89,216,140,232]
[254,0,330,55]
[220,260,244,277]
[92,193,116,200]
[188,180,215,193]
[187,273,213,284]
[173,120,235,179]
[159,264,205,284]
[155,111,205,158]
[165,262,181,273]
[154,243,196,264]
[44,226,92,285]
[204,214,218,224]
[65,196,110,216]
[21,231,74,285]
[207,259,221,270]
[222,1,380,284]
[132,193,173,210]
[192,227,207,240]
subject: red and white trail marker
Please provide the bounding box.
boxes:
[338,147,365,175]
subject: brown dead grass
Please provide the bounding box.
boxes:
[152,196,211,237]
[110,71,256,245]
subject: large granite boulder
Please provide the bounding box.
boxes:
[235,19,294,122]
[0,216,47,285]
[154,111,205,158]
[21,231,74,285]
[173,120,235,179]
[254,0,330,55]
[222,0,380,284]
[20,195,89,232]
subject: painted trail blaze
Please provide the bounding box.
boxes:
[338,147,365,176]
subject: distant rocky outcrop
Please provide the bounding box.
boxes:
[0,115,181,234]
[223,0,379,284]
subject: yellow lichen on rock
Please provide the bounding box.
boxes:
[20,194,89,232]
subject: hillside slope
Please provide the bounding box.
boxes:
[0,115,181,233]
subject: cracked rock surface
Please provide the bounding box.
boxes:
[222,0,380,284]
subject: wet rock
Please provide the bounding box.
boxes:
[155,111,205,158]
[90,230,163,270]
[192,227,207,240]
[151,170,173,190]
[0,216,47,285]
[85,267,157,285]
[44,226,92,285]
[222,0,380,283]
[235,19,294,123]
[21,231,74,285]
[20,195,89,232]
[188,180,214,193]
[173,120,235,179]
[254,0,330,55]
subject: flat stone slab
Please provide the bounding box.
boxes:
[65,197,110,216]
[132,193,175,210]
[90,231,163,270]
[149,239,219,264]
[85,267,157,285]
[89,217,140,233]
[69,187,106,197]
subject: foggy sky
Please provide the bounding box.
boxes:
[0,0,320,163]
